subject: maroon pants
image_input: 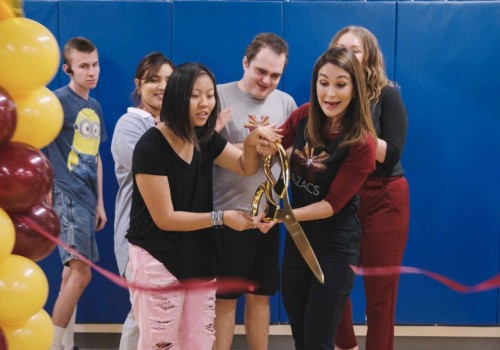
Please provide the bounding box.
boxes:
[335,176,410,350]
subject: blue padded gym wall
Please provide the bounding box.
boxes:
[23,0,500,326]
[24,0,59,92]
[395,1,500,325]
[33,0,173,323]
[283,1,396,106]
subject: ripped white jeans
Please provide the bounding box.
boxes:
[129,244,216,350]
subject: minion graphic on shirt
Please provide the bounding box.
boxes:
[67,108,101,193]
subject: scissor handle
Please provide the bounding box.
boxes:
[263,143,289,199]
[250,180,277,221]
[250,143,290,221]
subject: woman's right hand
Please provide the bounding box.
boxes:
[223,210,258,231]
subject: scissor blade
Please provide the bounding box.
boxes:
[278,212,325,284]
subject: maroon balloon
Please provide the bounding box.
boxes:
[0,86,16,149]
[0,142,53,211]
[9,201,61,262]
[0,327,7,350]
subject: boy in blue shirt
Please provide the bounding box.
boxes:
[44,37,107,350]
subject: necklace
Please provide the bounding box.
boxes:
[139,103,160,125]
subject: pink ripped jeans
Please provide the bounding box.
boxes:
[129,244,216,350]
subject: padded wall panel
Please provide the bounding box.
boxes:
[283,1,396,324]
[24,0,60,91]
[24,0,500,327]
[395,2,500,325]
[283,1,396,106]
[172,1,283,85]
[172,0,284,323]
[48,0,172,323]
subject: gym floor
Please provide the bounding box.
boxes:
[75,325,500,349]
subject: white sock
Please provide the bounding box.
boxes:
[50,325,66,350]
[62,307,77,349]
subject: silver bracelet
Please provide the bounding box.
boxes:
[210,210,224,228]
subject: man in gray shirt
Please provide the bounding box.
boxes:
[213,33,297,350]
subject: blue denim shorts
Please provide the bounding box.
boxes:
[53,186,99,265]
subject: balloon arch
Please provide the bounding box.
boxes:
[0,0,63,348]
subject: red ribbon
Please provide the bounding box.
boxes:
[351,265,500,293]
[23,215,256,294]
[26,213,500,294]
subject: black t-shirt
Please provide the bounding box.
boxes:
[281,104,376,254]
[287,116,359,252]
[126,127,227,279]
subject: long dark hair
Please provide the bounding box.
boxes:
[160,62,220,148]
[307,47,376,148]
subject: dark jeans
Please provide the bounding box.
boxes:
[282,232,359,350]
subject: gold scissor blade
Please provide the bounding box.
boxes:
[276,210,325,284]
[255,142,323,283]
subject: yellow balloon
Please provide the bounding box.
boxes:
[3,309,53,350]
[0,208,15,265]
[0,0,23,20]
[11,86,63,148]
[0,1,14,20]
[0,17,60,94]
[0,254,48,325]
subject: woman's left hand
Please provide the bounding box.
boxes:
[252,212,278,234]
[244,125,282,149]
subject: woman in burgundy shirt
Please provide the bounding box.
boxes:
[278,47,376,349]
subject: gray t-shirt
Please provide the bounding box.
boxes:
[213,82,297,212]
[111,107,155,276]
[43,85,107,212]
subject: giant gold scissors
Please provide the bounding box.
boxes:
[250,143,324,284]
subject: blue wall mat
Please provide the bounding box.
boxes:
[20,0,500,327]
[395,1,500,325]
[172,0,284,324]
[172,1,283,87]
[283,0,396,324]
[32,0,172,323]
[23,0,60,91]
[283,1,396,107]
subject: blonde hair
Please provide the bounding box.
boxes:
[329,26,390,105]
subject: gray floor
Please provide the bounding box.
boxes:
[77,333,500,349]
